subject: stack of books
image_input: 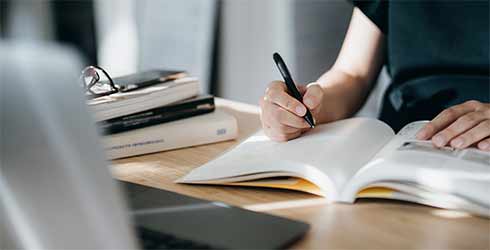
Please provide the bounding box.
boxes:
[88,70,238,160]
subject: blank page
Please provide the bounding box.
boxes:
[179,117,394,200]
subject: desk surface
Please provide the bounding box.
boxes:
[112,99,490,249]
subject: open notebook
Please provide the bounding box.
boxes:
[178,118,490,217]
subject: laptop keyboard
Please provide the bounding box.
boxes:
[136,227,216,250]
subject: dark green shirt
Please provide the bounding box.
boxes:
[353,0,489,130]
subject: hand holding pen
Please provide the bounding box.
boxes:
[259,52,326,142]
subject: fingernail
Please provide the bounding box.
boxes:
[451,138,464,148]
[432,135,445,147]
[295,106,306,116]
[303,98,314,108]
[416,129,427,140]
[479,141,490,150]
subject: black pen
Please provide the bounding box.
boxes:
[273,52,315,128]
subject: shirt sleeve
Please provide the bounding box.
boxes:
[352,0,389,34]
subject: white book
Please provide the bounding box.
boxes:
[103,110,238,160]
[178,118,490,217]
[89,77,200,121]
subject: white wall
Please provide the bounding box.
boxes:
[95,0,139,77]
[95,0,218,94]
[291,0,352,83]
[5,0,54,41]
[217,0,352,106]
[217,0,293,105]
[135,0,217,93]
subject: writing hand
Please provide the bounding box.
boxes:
[259,81,324,141]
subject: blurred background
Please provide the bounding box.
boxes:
[0,0,388,116]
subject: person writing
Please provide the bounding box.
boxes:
[260,1,490,151]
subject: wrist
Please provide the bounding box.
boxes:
[317,86,346,123]
[313,71,369,123]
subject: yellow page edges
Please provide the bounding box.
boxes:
[228,177,395,199]
[230,177,324,196]
[358,187,394,198]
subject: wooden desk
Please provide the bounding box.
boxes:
[112,99,490,249]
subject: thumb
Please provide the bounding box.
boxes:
[302,83,324,110]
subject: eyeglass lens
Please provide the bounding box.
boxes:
[81,66,115,96]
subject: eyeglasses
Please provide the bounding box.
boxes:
[79,66,120,99]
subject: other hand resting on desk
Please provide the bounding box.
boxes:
[416,100,490,152]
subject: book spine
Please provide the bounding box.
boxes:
[98,97,215,135]
[102,112,238,160]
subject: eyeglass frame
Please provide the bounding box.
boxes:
[80,65,120,99]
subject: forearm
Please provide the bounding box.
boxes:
[314,69,371,123]
[310,8,385,124]
[260,8,386,141]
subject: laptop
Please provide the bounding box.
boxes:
[0,42,309,249]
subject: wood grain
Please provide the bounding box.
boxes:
[112,98,490,249]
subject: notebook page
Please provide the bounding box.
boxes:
[178,117,394,200]
[343,121,490,212]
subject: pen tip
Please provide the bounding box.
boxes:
[306,119,315,129]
